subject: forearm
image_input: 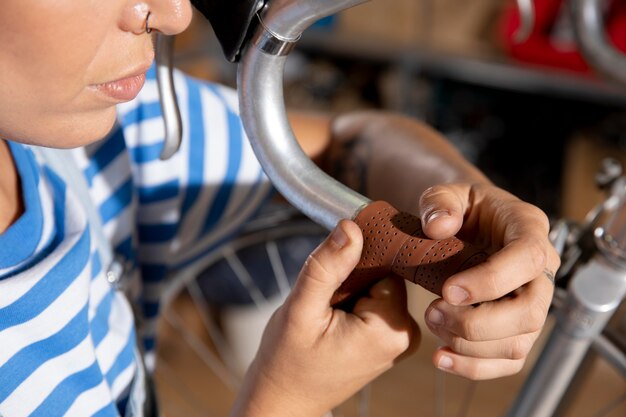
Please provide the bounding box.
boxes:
[326,110,491,213]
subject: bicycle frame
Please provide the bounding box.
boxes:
[507,162,626,417]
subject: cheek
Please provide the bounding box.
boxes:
[0,3,120,146]
[0,9,106,101]
[0,61,115,147]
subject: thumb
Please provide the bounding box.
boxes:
[287,219,363,320]
[418,184,469,240]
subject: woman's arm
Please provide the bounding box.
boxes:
[325,110,489,213]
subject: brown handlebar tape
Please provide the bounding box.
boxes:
[330,200,490,307]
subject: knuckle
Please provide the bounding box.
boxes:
[419,185,451,208]
[525,298,550,333]
[396,320,417,352]
[511,358,527,375]
[460,317,484,342]
[508,335,533,360]
[471,259,502,299]
[525,238,548,274]
[526,202,550,226]
[450,335,467,354]
[302,252,333,282]
[406,325,422,355]
[382,330,412,357]
[483,268,503,298]
[547,245,562,271]
[422,184,444,199]
[394,332,412,354]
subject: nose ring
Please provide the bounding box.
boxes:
[145,11,153,34]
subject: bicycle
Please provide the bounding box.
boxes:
[151,0,626,415]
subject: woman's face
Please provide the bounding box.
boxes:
[0,1,192,147]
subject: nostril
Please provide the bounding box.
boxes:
[148,0,193,36]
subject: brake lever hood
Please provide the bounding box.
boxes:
[191,0,266,62]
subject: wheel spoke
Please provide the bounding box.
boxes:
[266,239,292,299]
[163,308,241,390]
[186,280,241,375]
[224,248,269,308]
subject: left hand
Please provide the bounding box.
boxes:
[417,182,560,380]
[230,220,420,417]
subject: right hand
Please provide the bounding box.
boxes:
[229,219,420,417]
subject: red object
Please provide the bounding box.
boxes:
[499,0,626,74]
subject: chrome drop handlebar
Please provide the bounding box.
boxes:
[238,0,371,230]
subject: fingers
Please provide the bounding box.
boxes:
[358,277,415,325]
[418,184,468,240]
[425,276,552,342]
[433,347,527,380]
[423,183,558,305]
[398,318,422,362]
[416,181,561,380]
[431,327,541,361]
[450,203,551,304]
[353,275,408,320]
[425,268,555,380]
[444,232,559,305]
[287,219,363,321]
[352,277,421,361]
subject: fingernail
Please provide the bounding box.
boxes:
[447,286,469,305]
[331,225,349,249]
[424,210,450,225]
[427,308,444,326]
[438,355,454,369]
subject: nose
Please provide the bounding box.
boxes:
[145,0,193,35]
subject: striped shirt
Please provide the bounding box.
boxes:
[0,66,272,416]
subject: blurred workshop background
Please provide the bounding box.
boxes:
[154,1,626,416]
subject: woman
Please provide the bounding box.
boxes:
[0,1,559,416]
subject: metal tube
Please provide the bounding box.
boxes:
[260,0,369,40]
[156,34,183,160]
[238,49,368,230]
[572,0,626,85]
[506,255,626,417]
[237,0,372,230]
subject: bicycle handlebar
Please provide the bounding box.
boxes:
[236,0,492,305]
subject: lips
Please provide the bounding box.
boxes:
[91,72,147,102]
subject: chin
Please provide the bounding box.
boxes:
[48,107,119,149]
[3,107,119,149]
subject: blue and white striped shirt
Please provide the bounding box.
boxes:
[0,66,272,416]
